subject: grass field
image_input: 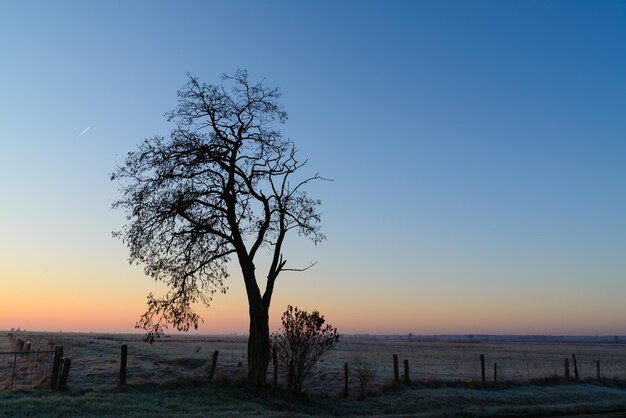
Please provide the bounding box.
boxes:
[2,378,626,417]
[2,332,626,417]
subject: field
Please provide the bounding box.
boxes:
[2,331,626,417]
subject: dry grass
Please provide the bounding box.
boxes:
[2,332,626,417]
[3,332,626,393]
[1,377,626,417]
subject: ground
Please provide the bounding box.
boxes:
[2,332,626,417]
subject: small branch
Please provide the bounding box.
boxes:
[282,261,318,272]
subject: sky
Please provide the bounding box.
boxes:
[1,0,625,336]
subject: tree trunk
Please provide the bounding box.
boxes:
[247,300,270,386]
[239,254,272,387]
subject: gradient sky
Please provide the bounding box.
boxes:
[1,1,625,335]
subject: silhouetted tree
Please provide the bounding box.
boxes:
[111,70,325,387]
[352,358,378,400]
[272,305,339,393]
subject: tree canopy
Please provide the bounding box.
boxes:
[112,70,325,384]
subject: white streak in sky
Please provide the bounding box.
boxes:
[78,127,91,137]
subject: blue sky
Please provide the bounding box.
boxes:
[1,1,625,334]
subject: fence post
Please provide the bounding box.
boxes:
[208,350,219,381]
[59,358,71,391]
[10,353,17,391]
[403,359,410,383]
[50,346,63,390]
[572,354,579,381]
[119,344,128,386]
[343,362,349,397]
[392,354,399,382]
[480,354,486,383]
[564,358,570,379]
[272,346,278,388]
[596,360,601,380]
[494,362,497,383]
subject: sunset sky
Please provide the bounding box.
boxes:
[1,1,625,335]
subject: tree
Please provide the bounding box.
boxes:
[352,358,378,400]
[272,305,339,393]
[111,70,325,387]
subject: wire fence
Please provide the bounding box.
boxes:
[0,333,54,391]
[2,332,625,394]
[310,338,626,394]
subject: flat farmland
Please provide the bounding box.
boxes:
[2,332,626,393]
[2,332,626,417]
[328,337,626,383]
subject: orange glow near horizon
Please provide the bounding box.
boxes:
[3,268,625,336]
[2,238,625,336]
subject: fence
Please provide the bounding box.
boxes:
[1,333,55,391]
[2,332,625,395]
[1,332,250,392]
[296,337,626,395]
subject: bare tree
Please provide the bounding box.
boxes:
[111,70,325,387]
[352,358,378,399]
[272,305,339,393]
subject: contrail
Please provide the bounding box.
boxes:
[78,127,91,137]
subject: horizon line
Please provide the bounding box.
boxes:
[4,329,626,339]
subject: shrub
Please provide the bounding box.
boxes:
[272,305,339,393]
[353,358,378,399]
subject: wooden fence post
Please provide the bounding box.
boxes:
[494,362,497,383]
[392,354,399,382]
[403,359,410,383]
[10,353,17,391]
[50,346,63,390]
[596,360,601,380]
[272,346,278,387]
[564,358,570,379]
[572,354,579,381]
[480,354,486,383]
[343,362,349,397]
[119,344,128,386]
[208,350,219,381]
[59,358,71,391]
